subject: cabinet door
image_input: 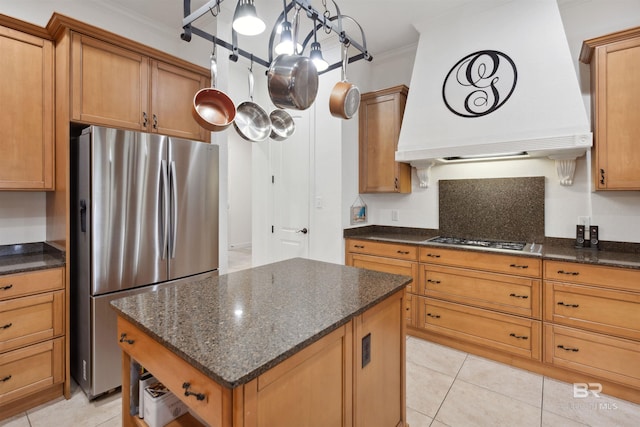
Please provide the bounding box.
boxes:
[359,86,410,193]
[354,290,404,427]
[594,37,640,190]
[71,33,149,130]
[150,60,209,141]
[0,26,54,190]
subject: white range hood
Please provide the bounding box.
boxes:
[395,0,592,187]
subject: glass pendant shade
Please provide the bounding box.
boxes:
[232,0,266,36]
[310,42,328,71]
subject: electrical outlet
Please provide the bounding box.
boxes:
[391,210,399,221]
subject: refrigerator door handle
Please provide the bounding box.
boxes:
[170,161,178,259]
[160,160,169,260]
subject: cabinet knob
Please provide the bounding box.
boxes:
[0,284,12,291]
[182,382,206,401]
[427,279,441,284]
[142,112,148,127]
[426,313,440,319]
[397,250,410,255]
[119,333,135,345]
[1,323,12,330]
[509,333,528,340]
[1,375,11,383]
[557,301,579,308]
[153,114,158,129]
[600,169,605,185]
[509,293,528,299]
[426,254,441,258]
[557,270,579,276]
[509,264,529,269]
[557,344,579,352]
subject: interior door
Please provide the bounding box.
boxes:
[271,110,310,262]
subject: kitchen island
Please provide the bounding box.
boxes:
[111,257,411,427]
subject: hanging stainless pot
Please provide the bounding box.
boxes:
[234,64,272,142]
[269,109,295,141]
[192,38,236,132]
[267,7,318,110]
[329,43,360,119]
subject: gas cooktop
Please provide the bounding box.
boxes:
[424,236,543,256]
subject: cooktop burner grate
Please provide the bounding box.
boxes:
[427,236,526,251]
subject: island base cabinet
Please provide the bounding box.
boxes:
[118,289,407,427]
[243,324,353,427]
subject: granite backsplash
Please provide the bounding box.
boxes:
[439,177,545,243]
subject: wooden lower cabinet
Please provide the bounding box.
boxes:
[345,238,418,327]
[0,267,66,420]
[417,297,541,360]
[545,324,640,389]
[118,289,406,427]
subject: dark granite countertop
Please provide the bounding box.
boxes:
[110,257,412,389]
[0,242,66,275]
[344,225,640,269]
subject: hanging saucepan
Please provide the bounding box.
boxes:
[267,6,318,110]
[269,109,295,141]
[192,37,236,132]
[234,62,272,142]
[329,43,361,119]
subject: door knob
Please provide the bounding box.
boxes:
[296,228,308,234]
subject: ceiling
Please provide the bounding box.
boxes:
[92,0,482,57]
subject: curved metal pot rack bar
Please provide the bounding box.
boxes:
[181,0,373,74]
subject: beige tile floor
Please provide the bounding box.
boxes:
[3,248,640,426]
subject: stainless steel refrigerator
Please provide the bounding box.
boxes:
[70,126,219,399]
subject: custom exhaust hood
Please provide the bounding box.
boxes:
[395,0,592,187]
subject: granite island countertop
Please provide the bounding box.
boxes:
[345,225,640,270]
[110,257,412,389]
[0,242,66,275]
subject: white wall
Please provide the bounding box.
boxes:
[0,193,47,245]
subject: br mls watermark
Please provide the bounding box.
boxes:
[571,383,618,411]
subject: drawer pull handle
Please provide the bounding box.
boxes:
[397,250,410,255]
[427,279,441,284]
[426,313,440,319]
[119,333,135,345]
[182,382,206,401]
[509,333,528,340]
[1,284,12,291]
[557,270,579,276]
[426,254,441,258]
[1,323,12,330]
[1,375,11,382]
[557,302,579,308]
[557,345,579,352]
[354,245,365,249]
[509,293,529,299]
[509,264,529,269]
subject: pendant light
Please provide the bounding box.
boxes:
[309,24,328,72]
[232,0,266,36]
[274,0,302,55]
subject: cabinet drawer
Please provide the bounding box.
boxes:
[117,317,227,427]
[417,297,541,360]
[544,282,640,340]
[0,268,64,301]
[348,253,417,293]
[420,247,541,278]
[545,324,640,389]
[346,239,418,261]
[422,265,541,319]
[0,291,64,352]
[544,260,640,292]
[0,338,64,405]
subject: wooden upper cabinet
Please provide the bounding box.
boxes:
[359,85,411,193]
[0,25,54,190]
[580,27,640,190]
[151,60,209,141]
[71,32,209,142]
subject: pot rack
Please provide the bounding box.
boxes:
[180,0,373,74]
